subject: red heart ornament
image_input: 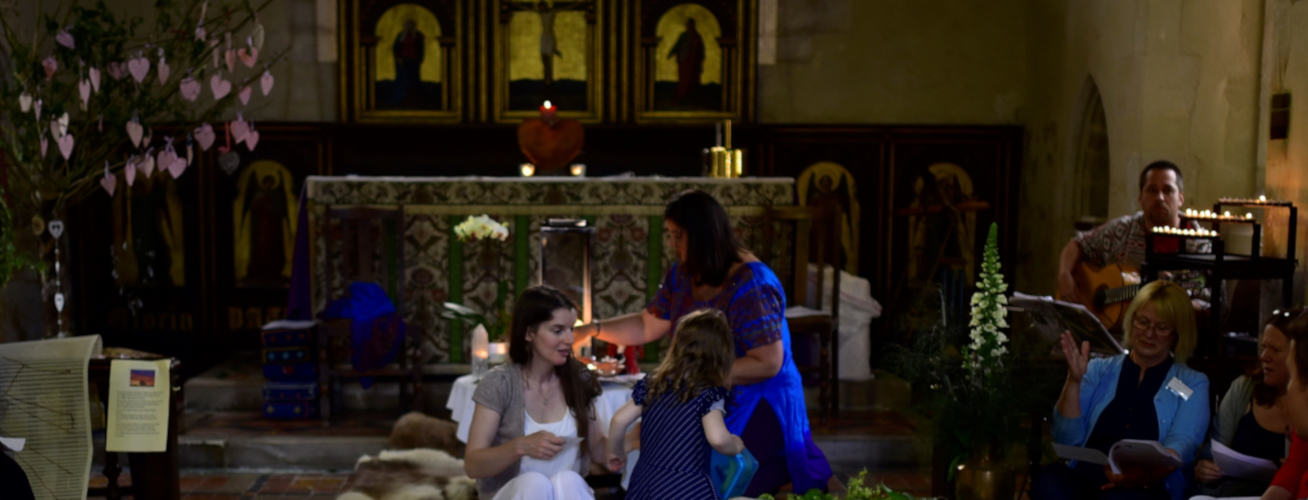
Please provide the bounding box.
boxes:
[517,118,585,175]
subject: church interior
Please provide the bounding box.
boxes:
[2,0,1308,499]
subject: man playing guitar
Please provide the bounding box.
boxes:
[1057,161,1211,329]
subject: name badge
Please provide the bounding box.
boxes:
[1166,377,1193,401]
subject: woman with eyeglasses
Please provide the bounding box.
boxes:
[1031,280,1210,500]
[1190,309,1297,497]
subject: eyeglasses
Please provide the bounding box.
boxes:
[1132,317,1174,336]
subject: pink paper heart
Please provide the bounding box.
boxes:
[231,119,250,143]
[56,133,74,160]
[194,123,216,151]
[107,62,126,81]
[260,70,274,96]
[157,60,170,85]
[42,57,57,80]
[101,172,116,197]
[180,77,201,101]
[138,153,155,177]
[125,121,144,148]
[18,93,30,112]
[224,50,236,73]
[127,57,150,83]
[125,160,136,186]
[34,99,42,122]
[89,66,101,92]
[79,80,91,106]
[238,85,252,105]
[56,31,74,49]
[195,27,206,42]
[157,148,178,174]
[39,136,48,158]
[141,132,153,149]
[166,156,187,178]
[244,130,260,151]
[210,74,231,100]
[238,46,259,68]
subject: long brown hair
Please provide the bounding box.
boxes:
[646,309,735,404]
[664,190,743,287]
[509,286,601,445]
[1252,307,1306,406]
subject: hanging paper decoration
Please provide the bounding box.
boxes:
[224,32,235,72]
[107,61,127,80]
[238,44,258,68]
[79,79,91,107]
[194,122,216,151]
[19,93,31,112]
[39,135,48,158]
[42,57,58,80]
[34,99,42,121]
[100,162,116,197]
[138,150,156,177]
[180,75,201,101]
[127,55,150,83]
[141,130,152,149]
[56,133,74,160]
[89,66,101,92]
[250,18,265,50]
[125,119,144,148]
[156,139,178,173]
[56,30,75,49]
[125,156,137,186]
[245,122,260,151]
[195,0,209,41]
[51,113,69,138]
[157,56,171,85]
[210,74,231,100]
[238,85,252,105]
[163,139,187,179]
[230,114,250,143]
[260,70,274,96]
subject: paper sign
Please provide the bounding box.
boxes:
[1166,377,1193,401]
[106,359,171,452]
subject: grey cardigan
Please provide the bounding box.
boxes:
[1199,375,1288,460]
[471,363,593,498]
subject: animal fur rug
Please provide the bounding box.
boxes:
[337,413,474,500]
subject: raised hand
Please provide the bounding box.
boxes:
[515,430,565,460]
[1060,330,1091,383]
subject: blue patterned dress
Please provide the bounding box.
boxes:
[647,261,832,494]
[625,380,728,500]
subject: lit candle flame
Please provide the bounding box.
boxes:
[543,100,553,109]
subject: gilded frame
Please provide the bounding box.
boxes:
[492,0,605,123]
[342,0,463,123]
[635,0,755,123]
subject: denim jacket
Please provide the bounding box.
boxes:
[1051,354,1210,500]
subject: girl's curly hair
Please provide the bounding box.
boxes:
[645,309,735,404]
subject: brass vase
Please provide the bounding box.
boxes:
[955,455,1016,500]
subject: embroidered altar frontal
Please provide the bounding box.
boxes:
[306,176,795,364]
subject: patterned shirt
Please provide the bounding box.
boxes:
[1077,211,1211,296]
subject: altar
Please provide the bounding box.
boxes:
[305,176,795,364]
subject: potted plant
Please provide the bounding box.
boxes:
[888,223,1039,500]
[441,215,512,370]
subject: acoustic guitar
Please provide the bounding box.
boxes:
[1056,262,1143,331]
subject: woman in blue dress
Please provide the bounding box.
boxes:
[576,189,833,496]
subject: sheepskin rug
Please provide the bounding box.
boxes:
[336,448,476,500]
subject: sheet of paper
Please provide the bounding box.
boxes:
[1108,439,1182,475]
[1212,440,1279,482]
[106,359,171,452]
[560,436,585,449]
[1052,443,1109,465]
[0,436,25,452]
[0,335,101,500]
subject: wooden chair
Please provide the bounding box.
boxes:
[762,203,843,425]
[318,206,423,422]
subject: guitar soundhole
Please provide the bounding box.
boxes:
[1093,286,1108,310]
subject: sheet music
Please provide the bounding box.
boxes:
[1052,443,1109,465]
[1011,292,1126,354]
[0,335,101,500]
[1212,440,1279,482]
[1108,439,1182,475]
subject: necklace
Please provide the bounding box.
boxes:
[526,372,554,407]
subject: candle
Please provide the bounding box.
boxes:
[1224,211,1231,217]
[1259,195,1267,202]
[520,163,536,177]
[540,100,558,125]
[570,164,586,177]
[1246,213,1253,219]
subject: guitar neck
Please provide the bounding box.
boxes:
[1103,283,1143,306]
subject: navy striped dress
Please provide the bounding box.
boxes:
[625,379,729,500]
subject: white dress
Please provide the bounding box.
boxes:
[491,410,594,500]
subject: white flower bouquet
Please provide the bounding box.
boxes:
[453,215,510,242]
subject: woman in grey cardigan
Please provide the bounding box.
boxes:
[464,286,607,500]
[1192,310,1295,497]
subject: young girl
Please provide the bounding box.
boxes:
[606,308,746,500]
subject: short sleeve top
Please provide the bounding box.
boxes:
[646,261,786,356]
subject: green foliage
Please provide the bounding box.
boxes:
[440,301,512,343]
[756,470,923,500]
